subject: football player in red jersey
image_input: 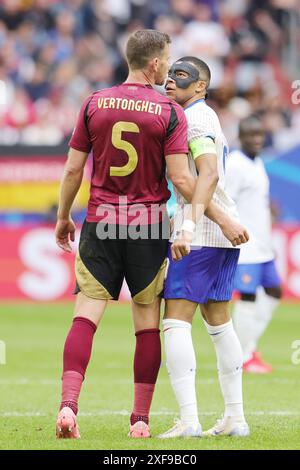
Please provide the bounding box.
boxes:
[54,29,195,439]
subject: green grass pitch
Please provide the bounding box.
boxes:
[0,301,300,450]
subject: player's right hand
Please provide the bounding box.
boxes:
[55,217,76,253]
[220,217,249,247]
[171,230,193,261]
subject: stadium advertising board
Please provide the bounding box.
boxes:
[0,225,299,301]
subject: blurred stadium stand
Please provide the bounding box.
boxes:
[0,0,300,301]
[0,0,299,150]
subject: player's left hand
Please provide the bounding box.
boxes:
[55,217,76,253]
[220,216,249,247]
[171,230,193,261]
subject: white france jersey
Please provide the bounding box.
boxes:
[225,149,274,264]
[171,99,239,248]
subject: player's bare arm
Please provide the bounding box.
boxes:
[165,153,195,201]
[172,153,219,261]
[56,148,88,252]
[166,159,248,247]
[205,202,249,247]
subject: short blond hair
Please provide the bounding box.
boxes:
[126,29,171,70]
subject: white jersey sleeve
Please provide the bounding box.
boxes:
[188,109,216,143]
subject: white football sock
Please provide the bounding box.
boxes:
[233,300,257,362]
[234,292,279,361]
[204,319,244,418]
[254,288,279,346]
[163,318,199,426]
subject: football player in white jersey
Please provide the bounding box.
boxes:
[159,57,250,438]
[226,116,282,374]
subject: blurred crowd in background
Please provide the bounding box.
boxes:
[0,0,299,152]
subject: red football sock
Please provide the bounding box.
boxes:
[60,316,97,415]
[131,328,161,425]
[60,371,83,415]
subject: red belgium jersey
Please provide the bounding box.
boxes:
[69,83,188,223]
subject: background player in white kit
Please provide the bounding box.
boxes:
[226,116,282,374]
[159,57,250,438]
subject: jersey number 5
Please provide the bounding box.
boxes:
[110,121,139,177]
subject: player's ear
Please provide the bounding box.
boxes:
[154,57,160,72]
[195,80,205,94]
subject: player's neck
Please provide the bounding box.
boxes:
[242,148,258,160]
[182,94,206,109]
[125,71,155,87]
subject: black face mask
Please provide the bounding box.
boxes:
[167,61,200,89]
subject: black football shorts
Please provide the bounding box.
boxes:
[75,219,169,304]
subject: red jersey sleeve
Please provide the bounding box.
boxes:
[164,103,188,156]
[69,95,93,153]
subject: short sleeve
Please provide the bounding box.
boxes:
[69,95,93,153]
[164,104,188,156]
[188,109,216,142]
[187,108,217,157]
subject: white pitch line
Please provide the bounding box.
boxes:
[77,410,300,417]
[0,378,217,386]
[1,377,299,386]
[0,412,46,417]
[1,410,299,418]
